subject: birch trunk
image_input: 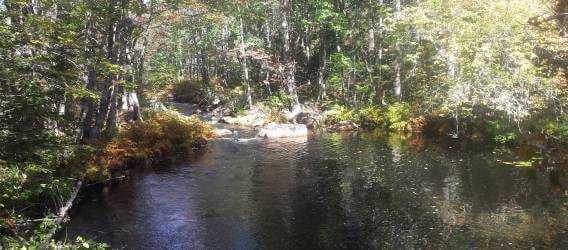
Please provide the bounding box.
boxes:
[281,0,300,109]
[239,15,253,108]
[393,0,402,101]
[318,34,327,101]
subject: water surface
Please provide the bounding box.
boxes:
[62,129,567,249]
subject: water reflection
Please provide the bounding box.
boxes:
[61,131,567,249]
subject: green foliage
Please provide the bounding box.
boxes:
[3,236,108,249]
[386,102,412,132]
[257,93,293,123]
[402,0,558,122]
[494,132,519,145]
[323,103,414,131]
[548,120,568,145]
[148,52,179,88]
[324,104,359,125]
[266,93,293,109]
[0,149,83,244]
[358,106,386,128]
[526,114,568,145]
[0,163,70,212]
[225,86,250,115]
[483,119,521,145]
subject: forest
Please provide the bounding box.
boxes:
[1,0,567,248]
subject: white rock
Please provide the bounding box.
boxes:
[258,123,308,139]
[213,129,233,137]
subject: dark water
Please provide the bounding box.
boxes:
[62,129,567,249]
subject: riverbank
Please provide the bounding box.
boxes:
[167,100,567,170]
[0,108,213,248]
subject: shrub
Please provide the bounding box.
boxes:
[172,79,207,105]
[324,104,359,125]
[421,114,452,138]
[358,106,386,128]
[410,116,427,133]
[386,102,412,132]
[526,114,568,145]
[494,132,519,145]
[222,86,249,115]
[256,103,286,123]
[0,155,78,242]
[266,93,292,109]
[94,111,212,173]
[483,119,523,145]
[2,236,108,249]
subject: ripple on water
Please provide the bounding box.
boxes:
[61,131,568,249]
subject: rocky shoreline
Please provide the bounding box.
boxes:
[164,102,363,139]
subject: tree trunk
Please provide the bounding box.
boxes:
[40,179,83,246]
[222,21,230,87]
[82,65,97,142]
[393,0,402,101]
[368,27,375,53]
[134,1,157,91]
[366,0,377,104]
[123,91,142,121]
[377,0,386,105]
[394,46,402,100]
[318,35,327,101]
[281,0,300,109]
[239,16,253,108]
[91,7,118,142]
[81,11,98,143]
[200,48,210,87]
[105,84,122,137]
[124,13,142,123]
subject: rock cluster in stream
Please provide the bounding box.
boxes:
[163,101,360,139]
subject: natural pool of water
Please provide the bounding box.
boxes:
[61,129,567,249]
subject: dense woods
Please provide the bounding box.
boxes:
[0,0,567,247]
[145,0,566,139]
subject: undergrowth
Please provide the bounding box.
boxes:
[1,110,212,247]
[86,110,213,181]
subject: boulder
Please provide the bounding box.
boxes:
[218,108,267,127]
[211,106,232,117]
[258,123,308,139]
[219,116,237,124]
[213,129,233,137]
[148,100,167,111]
[294,112,320,129]
[283,104,303,121]
[329,121,359,131]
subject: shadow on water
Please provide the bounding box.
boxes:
[60,129,567,249]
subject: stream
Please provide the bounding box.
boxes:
[60,126,567,249]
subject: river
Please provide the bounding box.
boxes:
[60,127,567,249]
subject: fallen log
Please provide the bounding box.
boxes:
[41,178,83,246]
